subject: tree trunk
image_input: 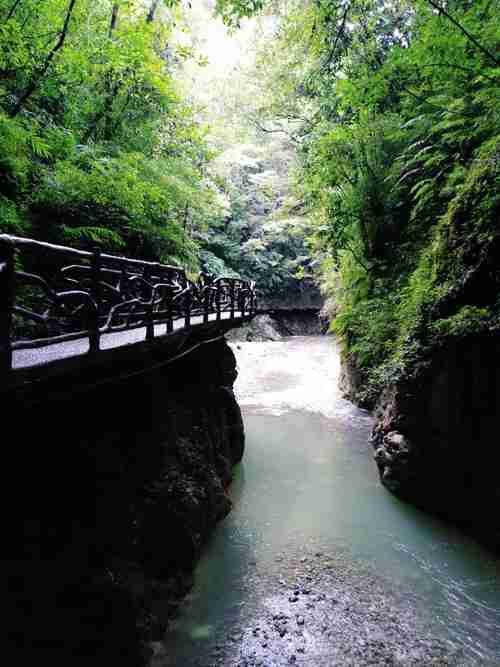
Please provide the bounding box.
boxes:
[109,3,119,37]
[147,0,161,23]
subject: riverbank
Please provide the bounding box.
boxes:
[226,310,324,342]
[155,545,456,666]
[338,331,500,552]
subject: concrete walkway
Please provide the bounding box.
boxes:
[13,311,244,369]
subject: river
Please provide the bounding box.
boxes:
[155,336,500,666]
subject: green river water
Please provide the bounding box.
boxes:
[156,336,500,666]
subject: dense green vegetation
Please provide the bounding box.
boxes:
[246,0,500,402]
[0,0,310,301]
[1,0,498,366]
[0,0,270,264]
[196,140,312,293]
[0,0,221,264]
[176,1,315,299]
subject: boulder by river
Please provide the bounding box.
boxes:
[227,276,327,342]
[370,332,500,551]
[226,310,325,342]
[340,331,500,551]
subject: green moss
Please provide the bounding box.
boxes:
[431,306,492,337]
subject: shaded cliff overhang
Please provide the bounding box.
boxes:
[371,330,500,551]
[258,278,323,312]
[8,326,246,663]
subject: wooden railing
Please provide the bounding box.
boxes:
[0,235,257,371]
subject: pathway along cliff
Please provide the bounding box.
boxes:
[155,336,500,667]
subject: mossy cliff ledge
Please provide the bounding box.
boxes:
[11,337,244,665]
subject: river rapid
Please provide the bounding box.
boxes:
[155,336,500,666]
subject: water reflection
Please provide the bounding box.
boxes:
[161,464,252,663]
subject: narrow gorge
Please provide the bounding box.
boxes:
[2,0,499,665]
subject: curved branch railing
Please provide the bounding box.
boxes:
[0,235,257,372]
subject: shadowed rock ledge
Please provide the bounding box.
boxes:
[9,337,244,665]
[370,332,500,551]
[227,309,325,341]
[341,332,500,552]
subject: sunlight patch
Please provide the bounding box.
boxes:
[190,624,214,640]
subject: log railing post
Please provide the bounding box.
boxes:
[241,289,246,317]
[0,238,15,375]
[216,283,221,321]
[184,291,191,328]
[144,266,154,342]
[230,282,235,320]
[203,288,210,324]
[236,286,241,317]
[89,247,101,354]
[166,289,173,333]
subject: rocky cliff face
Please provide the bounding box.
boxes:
[228,279,326,342]
[259,278,324,312]
[227,309,325,342]
[370,333,500,550]
[10,337,244,665]
[339,351,371,409]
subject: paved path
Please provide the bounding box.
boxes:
[13,311,243,370]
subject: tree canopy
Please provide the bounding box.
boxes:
[0,0,224,265]
[239,0,499,399]
[1,0,498,366]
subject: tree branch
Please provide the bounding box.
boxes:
[5,0,23,21]
[425,0,500,67]
[321,4,349,72]
[11,0,78,116]
[248,116,303,145]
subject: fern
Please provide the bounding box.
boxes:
[60,226,125,249]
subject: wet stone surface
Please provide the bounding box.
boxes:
[154,549,463,667]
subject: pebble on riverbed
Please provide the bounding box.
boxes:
[190,548,462,667]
